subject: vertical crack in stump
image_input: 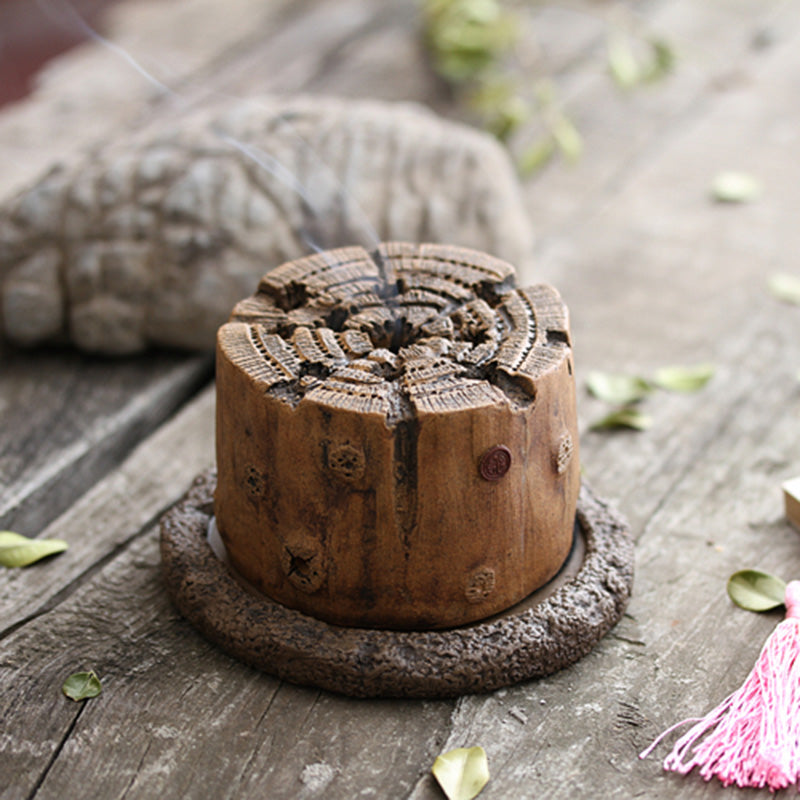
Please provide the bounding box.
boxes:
[392,403,418,556]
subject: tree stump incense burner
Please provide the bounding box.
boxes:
[215,242,578,630]
[160,242,634,697]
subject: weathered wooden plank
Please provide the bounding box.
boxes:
[0,0,307,539]
[0,385,214,638]
[0,379,442,800]
[4,287,798,798]
[402,314,800,800]
[5,305,797,800]
[399,2,800,796]
[0,0,429,541]
[1,536,452,800]
[524,0,800,282]
[0,351,212,536]
[561,0,800,515]
[0,0,436,205]
[191,0,432,103]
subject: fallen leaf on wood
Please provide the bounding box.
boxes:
[432,746,489,800]
[607,35,640,88]
[768,273,800,306]
[608,33,674,88]
[649,38,676,81]
[590,407,653,432]
[727,570,786,612]
[711,171,761,203]
[586,371,653,405]
[518,137,556,175]
[652,363,715,393]
[0,530,68,567]
[551,114,583,162]
[62,671,103,701]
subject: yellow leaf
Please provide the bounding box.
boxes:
[711,171,761,203]
[768,273,800,305]
[432,746,489,800]
[0,531,68,567]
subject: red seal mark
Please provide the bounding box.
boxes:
[479,445,511,481]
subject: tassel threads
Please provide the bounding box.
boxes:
[640,580,800,791]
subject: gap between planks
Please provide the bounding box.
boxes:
[0,384,215,640]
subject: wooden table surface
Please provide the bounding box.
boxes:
[3,1,800,797]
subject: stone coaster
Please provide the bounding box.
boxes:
[160,469,634,698]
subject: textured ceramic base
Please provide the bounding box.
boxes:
[160,469,634,698]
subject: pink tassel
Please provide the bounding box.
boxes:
[640,580,800,791]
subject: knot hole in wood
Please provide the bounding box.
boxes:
[280,539,325,594]
[325,442,366,483]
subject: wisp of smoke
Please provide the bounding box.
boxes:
[33,0,383,258]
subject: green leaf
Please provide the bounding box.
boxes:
[488,98,530,141]
[62,670,103,701]
[0,531,68,568]
[590,407,653,432]
[768,273,800,305]
[608,34,674,89]
[586,371,653,405]
[457,0,501,25]
[649,37,675,80]
[711,171,761,203]
[468,77,514,112]
[608,35,640,89]
[652,364,715,393]
[518,137,556,175]
[468,79,531,141]
[437,52,492,82]
[422,0,518,85]
[551,114,582,162]
[727,570,786,612]
[432,746,489,800]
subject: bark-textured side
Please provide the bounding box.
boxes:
[215,242,579,629]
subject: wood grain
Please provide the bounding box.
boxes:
[0,386,215,639]
[0,351,211,536]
